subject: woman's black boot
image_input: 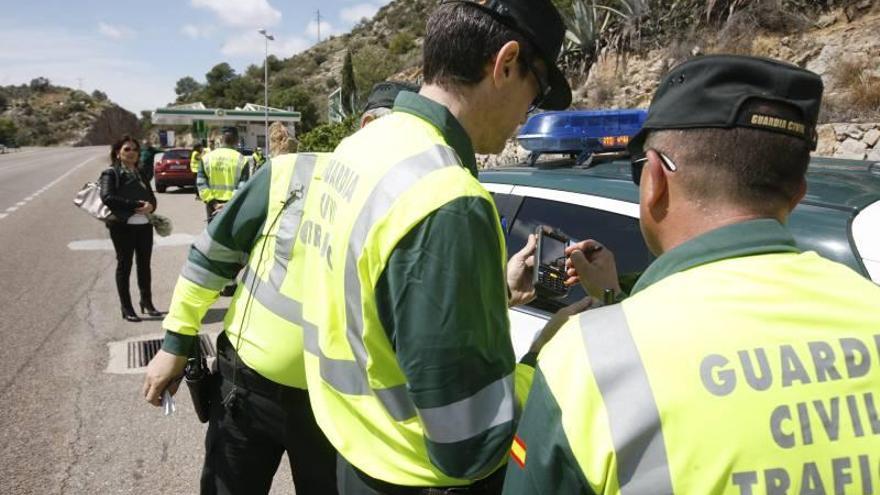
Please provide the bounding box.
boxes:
[122,306,142,322]
[139,300,163,317]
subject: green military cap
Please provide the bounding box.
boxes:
[628,55,824,157]
[363,81,420,113]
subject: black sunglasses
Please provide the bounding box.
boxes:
[527,61,551,114]
[630,150,678,186]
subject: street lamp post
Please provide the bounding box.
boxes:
[258,28,274,155]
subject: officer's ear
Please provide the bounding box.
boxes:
[787,177,807,213]
[642,150,668,211]
[491,41,521,89]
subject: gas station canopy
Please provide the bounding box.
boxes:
[152,102,301,126]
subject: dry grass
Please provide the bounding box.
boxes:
[821,57,880,122]
[831,58,868,90]
[852,75,880,112]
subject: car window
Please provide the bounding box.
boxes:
[163,149,190,159]
[490,192,524,236]
[507,197,655,312]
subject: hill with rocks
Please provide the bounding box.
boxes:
[170,0,879,161]
[0,79,140,147]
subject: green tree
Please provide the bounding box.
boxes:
[204,63,237,106]
[340,50,357,116]
[175,76,203,102]
[140,110,153,134]
[91,90,108,101]
[352,45,399,105]
[0,91,7,112]
[270,86,320,133]
[225,77,262,107]
[206,63,237,86]
[298,117,358,152]
[388,32,415,56]
[29,77,51,92]
[0,118,17,144]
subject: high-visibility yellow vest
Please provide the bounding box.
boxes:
[189,149,201,173]
[291,112,511,486]
[214,153,326,388]
[540,251,880,494]
[199,147,247,202]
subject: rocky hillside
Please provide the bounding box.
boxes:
[171,0,878,161]
[0,80,140,147]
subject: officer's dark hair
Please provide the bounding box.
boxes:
[423,2,538,89]
[646,127,810,208]
[109,134,140,164]
[222,128,238,146]
[193,143,204,152]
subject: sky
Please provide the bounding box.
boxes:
[0,0,394,114]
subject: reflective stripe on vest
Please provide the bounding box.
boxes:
[579,305,673,494]
[223,153,318,388]
[545,252,880,494]
[297,112,512,486]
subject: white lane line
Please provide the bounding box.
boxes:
[0,214,7,219]
[68,233,196,251]
[0,153,101,221]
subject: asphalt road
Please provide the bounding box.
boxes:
[0,148,295,494]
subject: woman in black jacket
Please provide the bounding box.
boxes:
[100,135,162,322]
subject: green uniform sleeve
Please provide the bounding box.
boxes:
[161,165,271,356]
[502,368,595,495]
[375,195,517,480]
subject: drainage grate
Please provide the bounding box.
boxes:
[126,334,215,369]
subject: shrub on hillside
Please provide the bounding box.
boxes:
[0,118,17,144]
[389,32,415,55]
[298,117,358,153]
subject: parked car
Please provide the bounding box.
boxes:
[480,148,880,359]
[153,148,193,193]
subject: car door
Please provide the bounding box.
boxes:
[489,185,653,359]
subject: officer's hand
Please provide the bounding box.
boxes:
[564,240,621,299]
[142,350,187,407]
[507,234,537,307]
[529,296,596,354]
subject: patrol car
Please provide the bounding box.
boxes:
[481,111,880,358]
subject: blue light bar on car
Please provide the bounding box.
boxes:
[517,109,648,155]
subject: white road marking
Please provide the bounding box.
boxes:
[1,153,101,221]
[68,233,196,251]
[0,214,7,220]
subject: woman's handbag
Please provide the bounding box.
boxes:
[73,182,117,223]
[147,213,173,237]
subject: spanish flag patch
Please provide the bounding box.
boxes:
[510,434,527,468]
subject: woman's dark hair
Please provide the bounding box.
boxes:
[109,135,140,165]
[423,2,538,89]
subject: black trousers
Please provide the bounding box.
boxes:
[201,333,337,495]
[108,223,153,310]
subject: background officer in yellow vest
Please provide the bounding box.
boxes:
[140,83,413,495]
[189,142,204,199]
[292,1,574,493]
[197,126,249,220]
[504,55,880,494]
